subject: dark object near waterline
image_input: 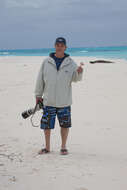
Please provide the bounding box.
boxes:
[21,100,43,119]
[90,60,114,64]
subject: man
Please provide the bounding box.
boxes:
[34,37,84,155]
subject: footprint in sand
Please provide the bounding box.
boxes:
[0,163,4,166]
[76,188,88,190]
[88,153,96,157]
[106,127,111,130]
[19,122,23,126]
[0,144,6,147]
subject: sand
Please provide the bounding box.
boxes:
[0,56,127,190]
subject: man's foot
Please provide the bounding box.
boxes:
[38,148,50,154]
[60,148,68,155]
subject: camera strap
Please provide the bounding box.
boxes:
[30,101,43,127]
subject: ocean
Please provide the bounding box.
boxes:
[0,46,127,60]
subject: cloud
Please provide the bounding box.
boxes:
[0,0,127,48]
[5,0,48,9]
[2,0,127,24]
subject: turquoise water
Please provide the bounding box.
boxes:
[0,46,127,60]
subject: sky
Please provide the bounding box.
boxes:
[0,0,127,49]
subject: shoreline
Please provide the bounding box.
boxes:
[0,55,127,64]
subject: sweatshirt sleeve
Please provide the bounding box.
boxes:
[71,61,84,82]
[34,61,45,98]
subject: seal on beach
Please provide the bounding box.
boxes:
[90,60,114,64]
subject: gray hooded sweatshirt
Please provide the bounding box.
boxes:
[34,53,84,107]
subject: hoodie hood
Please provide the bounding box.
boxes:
[48,52,72,69]
[49,52,70,59]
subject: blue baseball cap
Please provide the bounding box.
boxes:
[55,37,66,45]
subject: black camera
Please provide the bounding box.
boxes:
[21,100,43,119]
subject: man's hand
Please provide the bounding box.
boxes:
[36,97,43,105]
[77,62,84,73]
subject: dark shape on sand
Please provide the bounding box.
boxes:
[90,60,114,64]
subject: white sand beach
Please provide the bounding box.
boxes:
[0,56,127,190]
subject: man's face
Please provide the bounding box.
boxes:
[55,43,67,54]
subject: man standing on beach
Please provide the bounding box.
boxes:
[34,37,84,155]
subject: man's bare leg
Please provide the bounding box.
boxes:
[38,129,51,154]
[44,129,51,151]
[60,128,69,150]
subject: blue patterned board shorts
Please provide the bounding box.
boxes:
[40,105,71,129]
